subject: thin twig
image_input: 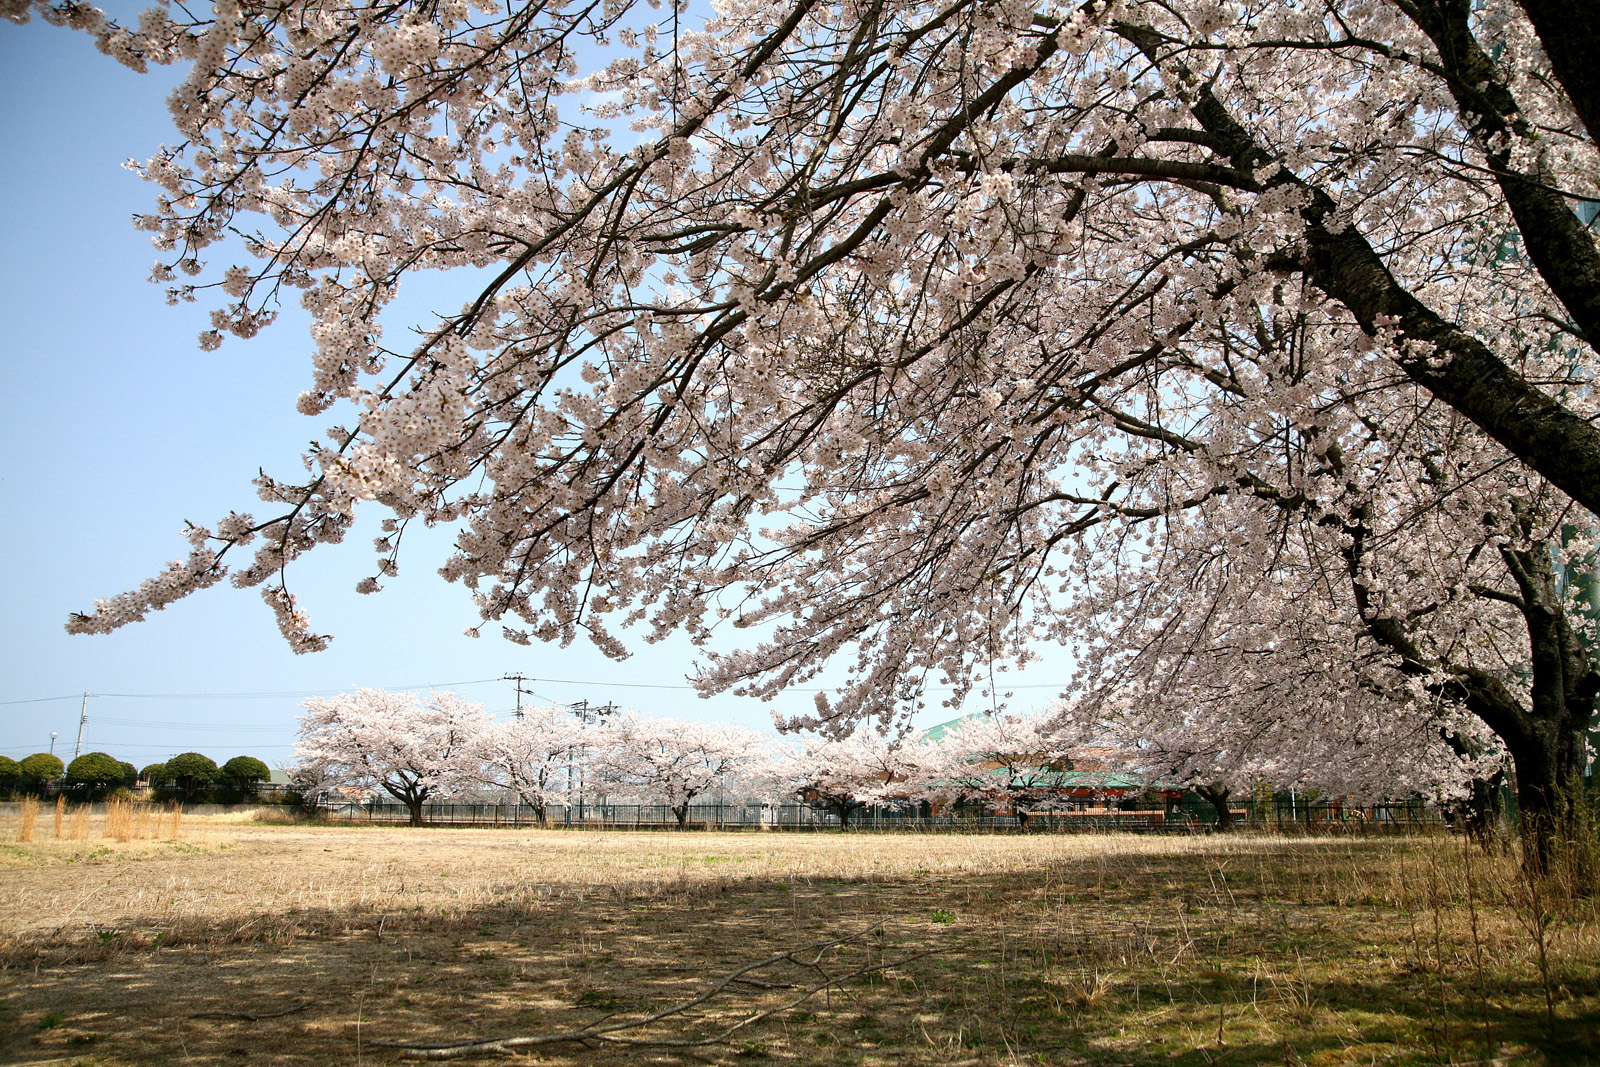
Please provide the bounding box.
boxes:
[189,1001,316,1022]
[729,976,796,989]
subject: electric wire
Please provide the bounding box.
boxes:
[2,674,1064,707]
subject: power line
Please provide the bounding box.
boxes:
[0,677,504,705]
[97,677,504,699]
[1,741,297,755]
[91,717,292,731]
[1,674,1068,712]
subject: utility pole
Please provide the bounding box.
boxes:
[502,674,532,719]
[564,700,613,823]
[73,692,96,759]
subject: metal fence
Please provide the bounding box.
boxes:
[313,796,1447,832]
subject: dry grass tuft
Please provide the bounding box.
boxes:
[66,802,91,841]
[104,797,133,842]
[17,796,37,843]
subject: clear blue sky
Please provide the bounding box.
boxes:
[0,12,1073,768]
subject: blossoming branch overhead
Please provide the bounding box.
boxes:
[8,0,1597,857]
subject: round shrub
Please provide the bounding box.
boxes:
[140,762,168,786]
[66,752,130,794]
[221,756,271,794]
[18,753,64,792]
[165,752,219,800]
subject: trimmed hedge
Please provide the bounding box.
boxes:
[18,753,64,793]
[65,751,133,794]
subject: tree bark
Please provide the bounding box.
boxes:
[1345,508,1597,872]
[385,783,431,827]
[1116,19,1600,518]
[1195,784,1234,831]
[1400,1,1600,345]
[1443,759,1508,851]
[1514,0,1600,142]
[1457,542,1594,873]
[832,799,858,829]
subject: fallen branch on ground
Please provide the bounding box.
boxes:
[378,923,927,1060]
[190,1001,316,1022]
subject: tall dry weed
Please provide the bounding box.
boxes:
[105,798,133,842]
[18,796,38,842]
[165,801,184,840]
[67,802,91,841]
[1393,820,1600,1053]
[53,796,65,839]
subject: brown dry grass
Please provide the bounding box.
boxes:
[0,814,1594,1067]
[16,797,37,843]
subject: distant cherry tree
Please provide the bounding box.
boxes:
[595,713,771,829]
[294,688,490,826]
[782,728,926,829]
[924,713,1081,827]
[474,704,584,825]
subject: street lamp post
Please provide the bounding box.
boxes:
[49,732,57,755]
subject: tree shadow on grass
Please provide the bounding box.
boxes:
[1,840,1594,1066]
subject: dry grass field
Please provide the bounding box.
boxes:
[0,809,1596,1067]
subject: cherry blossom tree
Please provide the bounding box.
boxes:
[15,0,1600,856]
[923,712,1081,827]
[473,704,583,825]
[1046,374,1583,851]
[295,688,490,825]
[594,712,771,828]
[781,727,924,828]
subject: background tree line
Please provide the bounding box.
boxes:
[0,750,273,802]
[289,688,1472,829]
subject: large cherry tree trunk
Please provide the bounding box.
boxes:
[1349,511,1596,873]
[385,782,432,828]
[1195,784,1234,832]
[829,798,861,829]
[1451,544,1594,873]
